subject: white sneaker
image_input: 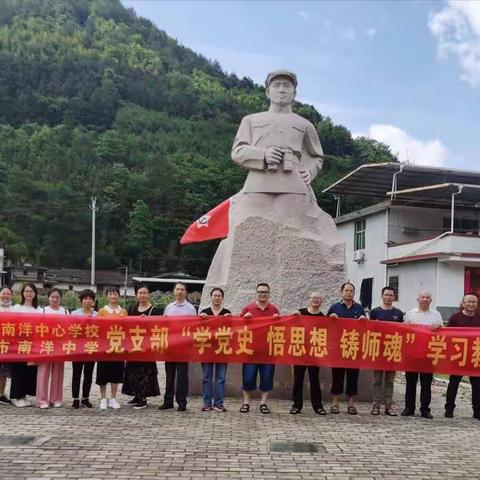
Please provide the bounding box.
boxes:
[39,403,49,409]
[108,398,120,409]
[14,398,28,408]
[99,398,108,410]
[52,402,62,408]
[24,397,34,406]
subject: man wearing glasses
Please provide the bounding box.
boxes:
[239,283,280,414]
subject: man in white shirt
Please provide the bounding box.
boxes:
[402,291,443,419]
[159,282,197,412]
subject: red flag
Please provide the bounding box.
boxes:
[180,197,231,244]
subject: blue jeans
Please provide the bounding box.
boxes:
[242,363,275,392]
[201,363,227,407]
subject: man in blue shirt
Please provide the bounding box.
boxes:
[369,286,404,416]
[327,282,366,415]
[159,282,197,412]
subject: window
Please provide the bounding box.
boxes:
[388,276,399,301]
[465,267,480,297]
[443,217,479,234]
[354,218,366,251]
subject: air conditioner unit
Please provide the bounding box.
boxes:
[353,250,366,263]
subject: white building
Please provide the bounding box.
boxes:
[323,163,480,320]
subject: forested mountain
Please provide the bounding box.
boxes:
[0,0,396,277]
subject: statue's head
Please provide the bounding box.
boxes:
[265,70,297,106]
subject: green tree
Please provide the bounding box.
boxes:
[127,199,154,257]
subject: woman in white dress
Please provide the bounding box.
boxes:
[10,283,43,407]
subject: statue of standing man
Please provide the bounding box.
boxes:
[201,70,345,314]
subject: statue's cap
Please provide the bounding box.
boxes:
[265,70,298,88]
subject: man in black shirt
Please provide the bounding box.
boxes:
[290,292,326,415]
[370,286,404,416]
[445,294,480,419]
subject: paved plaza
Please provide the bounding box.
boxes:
[0,365,479,480]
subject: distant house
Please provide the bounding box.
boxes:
[5,266,135,297]
[133,272,205,305]
[5,265,48,292]
[323,162,480,319]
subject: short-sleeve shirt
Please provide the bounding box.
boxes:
[44,306,69,315]
[370,307,404,323]
[240,302,280,318]
[164,300,197,316]
[448,311,480,327]
[12,304,43,314]
[98,305,128,317]
[71,308,98,317]
[200,307,231,316]
[327,301,365,319]
[128,304,162,317]
[404,308,443,327]
[298,308,324,317]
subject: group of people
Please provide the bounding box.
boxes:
[0,280,479,420]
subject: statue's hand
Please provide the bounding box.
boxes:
[264,147,283,167]
[299,168,312,185]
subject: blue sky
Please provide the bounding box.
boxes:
[123,0,480,170]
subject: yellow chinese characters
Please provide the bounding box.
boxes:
[383,333,403,363]
[129,326,147,352]
[0,340,9,354]
[150,326,168,353]
[267,326,286,356]
[1,323,15,337]
[193,326,212,354]
[215,326,233,355]
[309,327,328,358]
[426,335,447,366]
[361,331,381,362]
[340,329,360,360]
[235,326,253,355]
[106,325,125,354]
[288,327,306,357]
[450,337,468,367]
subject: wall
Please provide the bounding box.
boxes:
[389,205,480,244]
[386,259,438,312]
[336,210,387,309]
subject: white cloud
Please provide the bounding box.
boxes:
[357,124,449,167]
[428,1,480,86]
[365,27,377,38]
[298,10,309,20]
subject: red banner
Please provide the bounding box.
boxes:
[1,312,480,375]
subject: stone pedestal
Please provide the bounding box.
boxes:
[193,198,379,400]
[200,207,346,313]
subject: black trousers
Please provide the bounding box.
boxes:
[9,363,37,400]
[445,375,480,416]
[72,362,95,399]
[163,362,188,407]
[331,368,359,396]
[404,371,433,414]
[292,365,322,411]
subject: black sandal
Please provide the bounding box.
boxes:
[315,406,327,415]
[290,406,301,414]
[260,403,271,414]
[239,404,250,413]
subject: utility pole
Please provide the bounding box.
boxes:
[123,265,128,307]
[90,197,98,288]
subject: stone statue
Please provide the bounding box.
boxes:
[201,70,345,314]
[232,70,322,196]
